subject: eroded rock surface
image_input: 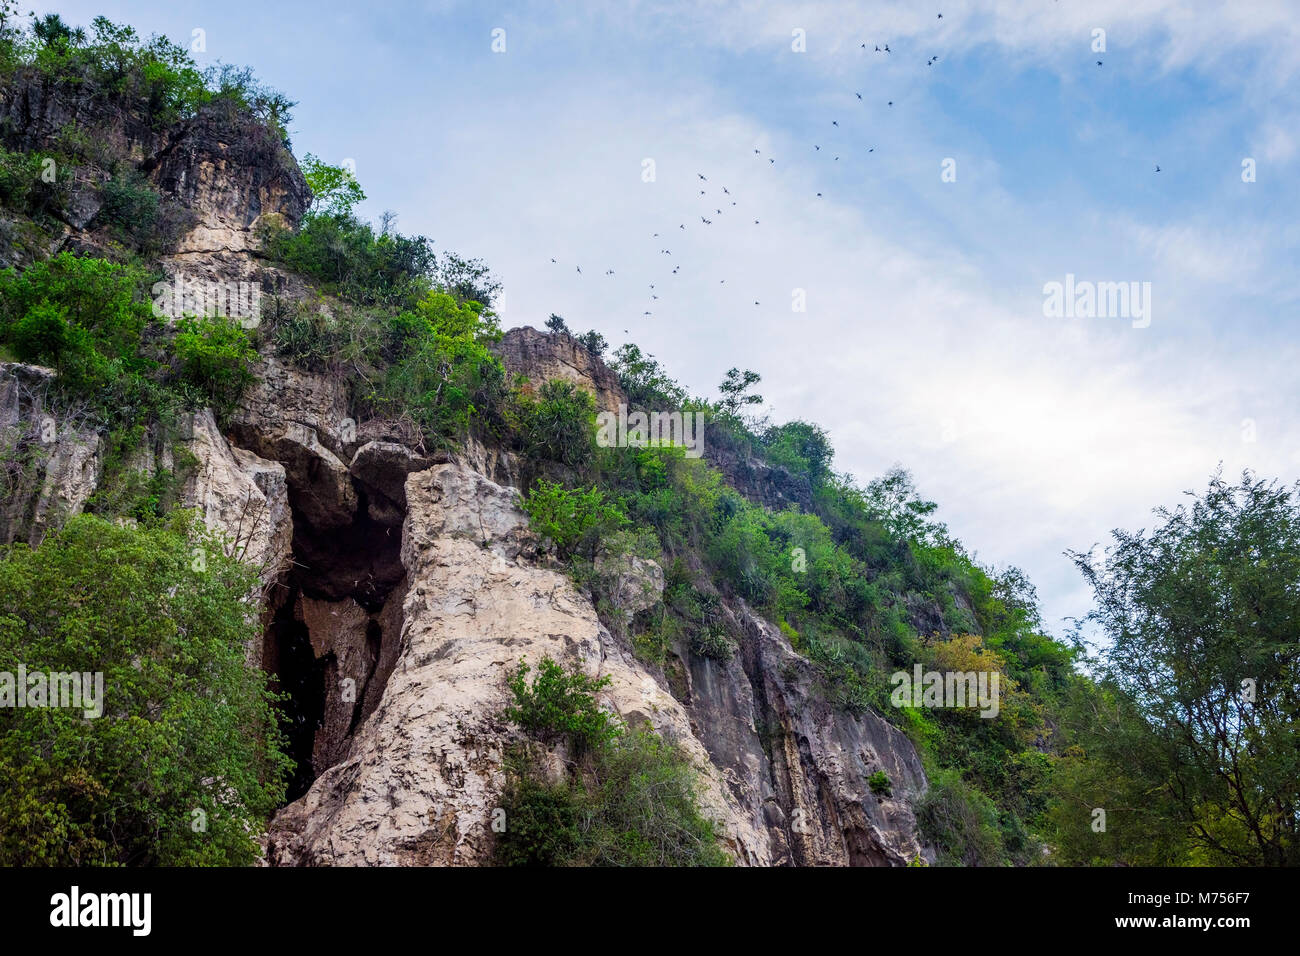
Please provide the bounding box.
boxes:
[264,462,771,866]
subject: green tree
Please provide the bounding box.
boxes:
[1057,470,1300,865]
[301,153,365,217]
[0,512,291,865]
[717,367,762,417]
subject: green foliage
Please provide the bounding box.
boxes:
[1,15,290,136]
[504,657,620,753]
[1051,470,1300,866]
[869,769,893,796]
[761,419,834,485]
[301,153,365,216]
[716,366,763,418]
[497,655,729,866]
[171,315,257,416]
[522,480,628,562]
[264,211,437,308]
[364,291,504,447]
[508,379,596,469]
[609,343,686,408]
[0,253,258,438]
[0,512,290,865]
[577,330,607,357]
[917,766,1006,866]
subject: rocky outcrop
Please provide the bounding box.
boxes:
[147,103,308,256]
[0,363,102,545]
[264,462,772,866]
[228,356,356,531]
[497,326,626,414]
[183,409,293,584]
[703,425,815,513]
[683,603,930,866]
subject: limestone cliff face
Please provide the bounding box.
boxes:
[498,326,627,414]
[0,81,932,866]
[265,463,772,865]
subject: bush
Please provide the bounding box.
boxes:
[508,379,596,469]
[504,657,619,753]
[497,655,728,867]
[916,767,1005,866]
[0,512,290,865]
[522,480,628,561]
[171,315,257,416]
[869,769,893,796]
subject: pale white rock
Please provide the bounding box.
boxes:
[264,462,770,866]
[181,408,292,585]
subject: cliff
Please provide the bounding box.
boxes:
[0,37,933,867]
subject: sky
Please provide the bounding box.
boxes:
[37,0,1300,636]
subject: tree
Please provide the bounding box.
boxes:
[1059,470,1300,865]
[522,480,627,561]
[717,367,762,417]
[0,512,290,865]
[436,252,501,307]
[301,153,365,217]
[578,330,607,357]
[545,313,569,335]
[609,343,686,408]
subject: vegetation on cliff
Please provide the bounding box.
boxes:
[0,9,1295,868]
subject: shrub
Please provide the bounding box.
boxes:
[522,480,628,561]
[869,769,893,796]
[170,314,257,417]
[508,379,596,469]
[504,657,619,753]
[916,767,1005,866]
[497,655,728,867]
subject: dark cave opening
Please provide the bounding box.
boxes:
[263,482,409,804]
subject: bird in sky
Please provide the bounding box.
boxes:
[938,12,943,18]
[832,120,839,126]
[1097,60,1103,66]
[723,187,730,194]
[884,44,891,53]
[606,269,614,275]
[550,258,556,263]
[1155,165,1161,172]
[754,219,759,224]
[769,158,775,164]
[856,92,862,99]
[698,173,707,180]
[816,192,823,197]
[888,100,894,106]
[576,266,581,273]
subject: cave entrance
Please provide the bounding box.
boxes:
[263,486,408,803]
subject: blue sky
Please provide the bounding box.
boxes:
[39,0,1300,634]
